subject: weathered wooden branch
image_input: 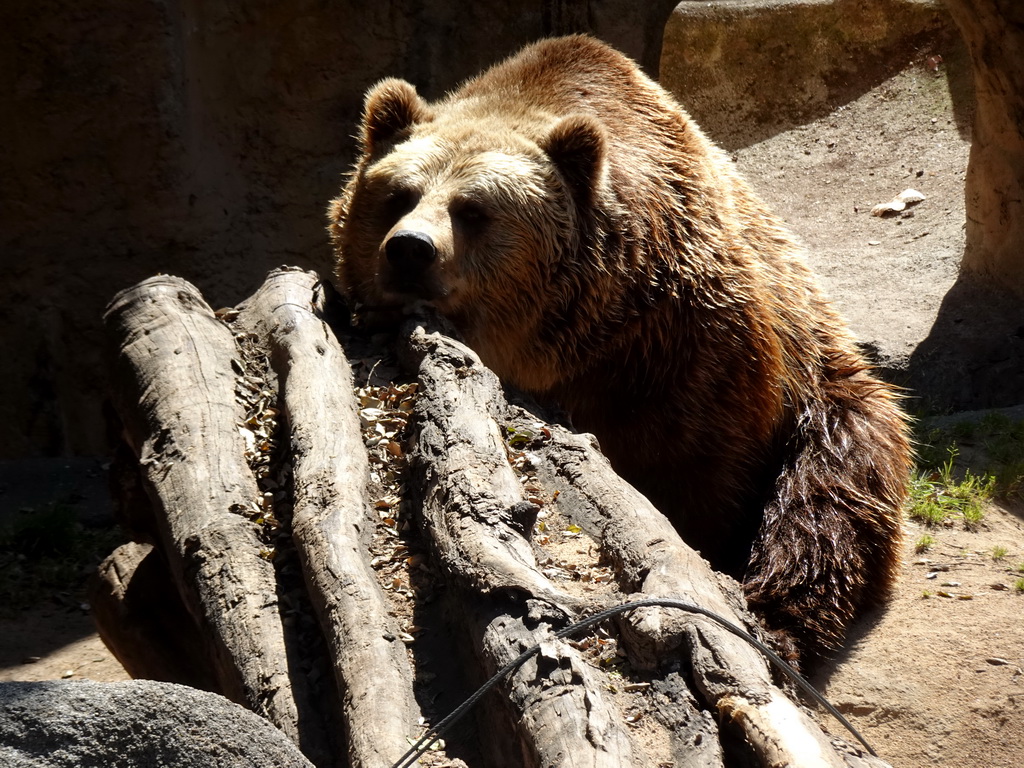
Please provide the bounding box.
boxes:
[98,269,893,768]
[103,277,328,760]
[398,326,584,612]
[400,324,636,766]
[235,268,422,768]
[396,318,890,768]
[531,418,855,767]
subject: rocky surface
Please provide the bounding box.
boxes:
[0,680,314,767]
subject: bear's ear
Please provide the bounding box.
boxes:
[542,114,607,205]
[360,78,433,154]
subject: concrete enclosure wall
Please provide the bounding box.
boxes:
[0,0,956,458]
[1,0,548,456]
[1,0,686,458]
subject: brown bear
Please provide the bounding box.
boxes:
[328,35,911,664]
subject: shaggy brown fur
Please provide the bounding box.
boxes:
[328,35,911,664]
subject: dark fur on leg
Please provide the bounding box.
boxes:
[744,362,911,664]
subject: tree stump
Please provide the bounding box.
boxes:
[96,267,892,768]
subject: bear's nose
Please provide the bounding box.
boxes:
[385,230,436,274]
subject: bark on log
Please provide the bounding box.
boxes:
[235,268,423,768]
[398,326,583,612]
[100,269,894,768]
[103,276,332,766]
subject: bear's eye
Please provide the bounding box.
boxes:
[452,200,490,229]
[382,186,417,221]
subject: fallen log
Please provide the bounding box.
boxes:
[98,268,893,768]
[91,540,216,690]
[234,268,423,768]
[400,325,636,767]
[103,276,334,766]
[528,411,850,767]
[397,319,890,768]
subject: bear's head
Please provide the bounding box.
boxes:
[329,78,611,391]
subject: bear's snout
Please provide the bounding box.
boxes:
[385,230,437,276]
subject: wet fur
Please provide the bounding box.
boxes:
[329,35,911,663]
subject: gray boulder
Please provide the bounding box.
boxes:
[0,680,315,767]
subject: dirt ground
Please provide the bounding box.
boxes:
[734,63,1024,768]
[2,59,1023,768]
[0,605,126,685]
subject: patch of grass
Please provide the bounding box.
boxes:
[907,446,994,529]
[979,412,1024,498]
[914,533,935,553]
[991,545,1009,561]
[961,502,986,531]
[1015,578,1024,594]
[0,499,122,617]
[909,474,953,526]
[916,413,1024,502]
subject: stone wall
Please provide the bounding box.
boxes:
[0,0,677,457]
[0,0,955,458]
[661,0,964,150]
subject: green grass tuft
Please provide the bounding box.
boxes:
[907,446,994,529]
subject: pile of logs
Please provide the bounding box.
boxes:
[93,267,890,768]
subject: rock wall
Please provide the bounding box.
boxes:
[0,0,675,458]
[660,0,965,150]
[0,0,958,458]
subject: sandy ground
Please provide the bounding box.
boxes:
[813,502,1024,768]
[734,66,968,368]
[0,606,126,685]
[735,64,1024,768]
[2,62,1023,768]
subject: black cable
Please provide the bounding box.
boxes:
[390,597,877,768]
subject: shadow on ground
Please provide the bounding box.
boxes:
[907,275,1024,412]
